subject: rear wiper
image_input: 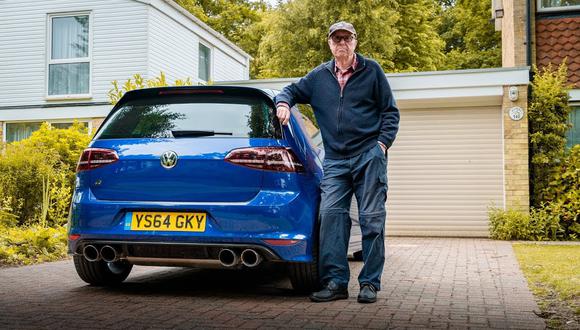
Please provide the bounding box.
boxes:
[171,130,233,138]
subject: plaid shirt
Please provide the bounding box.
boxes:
[335,55,357,93]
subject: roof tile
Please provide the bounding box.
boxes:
[535,17,580,86]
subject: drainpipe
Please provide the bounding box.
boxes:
[526,0,533,71]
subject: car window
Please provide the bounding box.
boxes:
[96,94,280,139]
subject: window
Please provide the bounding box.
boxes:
[538,0,580,11]
[567,106,580,148]
[95,93,280,140]
[5,122,42,143]
[4,122,88,143]
[48,13,91,97]
[198,43,211,82]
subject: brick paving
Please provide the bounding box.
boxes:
[0,238,545,329]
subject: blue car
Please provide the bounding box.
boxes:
[68,86,324,291]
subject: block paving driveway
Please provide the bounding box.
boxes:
[0,238,545,329]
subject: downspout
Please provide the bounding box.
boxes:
[526,0,533,68]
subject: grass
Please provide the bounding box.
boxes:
[513,244,579,328]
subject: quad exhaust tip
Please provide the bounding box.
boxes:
[241,249,262,268]
[218,249,239,267]
[100,245,120,263]
[82,245,100,262]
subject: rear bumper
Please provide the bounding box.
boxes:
[68,188,319,262]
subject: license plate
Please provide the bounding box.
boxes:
[128,212,207,232]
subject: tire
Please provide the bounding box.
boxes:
[73,255,133,286]
[288,238,320,293]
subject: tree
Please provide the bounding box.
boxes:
[438,0,501,70]
[255,0,445,78]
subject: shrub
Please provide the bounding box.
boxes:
[490,207,535,240]
[0,123,87,227]
[108,72,194,105]
[543,144,580,239]
[19,121,91,184]
[0,225,67,266]
[528,62,573,208]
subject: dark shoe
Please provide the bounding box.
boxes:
[357,284,377,303]
[309,281,348,302]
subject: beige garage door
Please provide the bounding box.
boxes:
[350,106,504,238]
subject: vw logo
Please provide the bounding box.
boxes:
[160,151,178,169]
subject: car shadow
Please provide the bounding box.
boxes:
[75,263,305,299]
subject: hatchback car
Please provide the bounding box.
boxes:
[68,86,327,291]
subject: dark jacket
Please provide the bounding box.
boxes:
[275,53,400,159]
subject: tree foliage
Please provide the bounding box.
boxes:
[255,0,444,78]
[438,0,501,70]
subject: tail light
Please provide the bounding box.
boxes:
[76,148,119,172]
[225,147,305,172]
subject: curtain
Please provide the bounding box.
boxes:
[541,0,580,8]
[51,16,89,59]
[5,122,42,143]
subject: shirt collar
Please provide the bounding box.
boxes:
[334,54,357,73]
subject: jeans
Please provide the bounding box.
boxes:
[318,143,388,290]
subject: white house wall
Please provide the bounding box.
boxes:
[146,0,249,82]
[213,48,247,82]
[147,4,197,82]
[0,0,148,107]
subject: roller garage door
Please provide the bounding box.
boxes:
[351,106,504,237]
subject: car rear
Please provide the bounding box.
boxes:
[68,86,321,291]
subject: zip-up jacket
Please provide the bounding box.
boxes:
[275,53,400,159]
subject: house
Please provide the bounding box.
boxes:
[496,0,579,147]
[0,0,251,142]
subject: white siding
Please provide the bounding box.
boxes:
[0,0,148,107]
[147,4,197,82]
[213,48,246,82]
[146,0,249,83]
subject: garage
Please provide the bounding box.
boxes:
[222,67,529,237]
[382,106,504,236]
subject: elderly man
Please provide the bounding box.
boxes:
[275,22,400,303]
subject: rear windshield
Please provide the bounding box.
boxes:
[95,93,281,139]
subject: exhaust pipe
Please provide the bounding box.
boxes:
[218,249,239,267]
[100,245,119,263]
[83,245,100,262]
[241,249,262,268]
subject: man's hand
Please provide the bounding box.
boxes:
[378,142,387,154]
[276,105,291,126]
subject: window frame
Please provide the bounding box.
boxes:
[46,11,93,100]
[2,120,92,143]
[537,0,580,12]
[198,41,213,83]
